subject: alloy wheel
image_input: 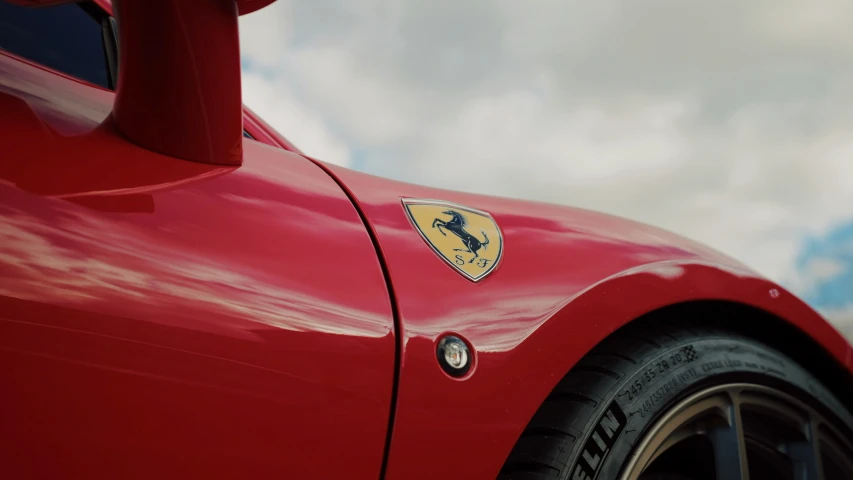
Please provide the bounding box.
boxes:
[621,383,853,480]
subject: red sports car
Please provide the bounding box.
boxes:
[1,1,851,479]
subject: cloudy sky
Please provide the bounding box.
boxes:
[237,0,853,339]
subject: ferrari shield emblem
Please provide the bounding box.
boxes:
[402,198,503,282]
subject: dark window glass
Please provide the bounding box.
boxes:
[0,2,110,89]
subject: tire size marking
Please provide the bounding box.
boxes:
[633,368,699,418]
[570,400,627,480]
[621,349,691,402]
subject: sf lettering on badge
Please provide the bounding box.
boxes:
[402,198,503,282]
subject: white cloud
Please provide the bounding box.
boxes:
[804,258,845,283]
[285,47,419,147]
[758,1,853,50]
[818,306,853,340]
[238,4,294,67]
[786,257,847,297]
[237,0,853,336]
[240,68,352,167]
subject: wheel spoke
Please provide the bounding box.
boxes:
[708,393,749,480]
[619,383,853,480]
[787,417,822,480]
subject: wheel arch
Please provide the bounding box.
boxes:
[497,264,853,478]
[535,260,853,409]
[379,256,853,479]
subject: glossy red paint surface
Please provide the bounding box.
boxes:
[4,2,853,478]
[112,0,244,166]
[324,163,853,480]
[0,53,395,478]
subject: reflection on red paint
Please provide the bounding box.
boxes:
[0,53,395,479]
[3,21,852,480]
[324,163,853,480]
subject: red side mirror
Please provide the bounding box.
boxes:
[7,0,280,166]
[112,0,243,166]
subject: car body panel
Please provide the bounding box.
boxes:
[3,3,853,479]
[0,52,395,478]
[322,163,853,480]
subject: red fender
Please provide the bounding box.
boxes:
[321,163,853,480]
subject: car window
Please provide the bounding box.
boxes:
[0,1,111,89]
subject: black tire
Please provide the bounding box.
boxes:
[498,324,853,480]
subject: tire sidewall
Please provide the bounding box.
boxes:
[567,334,851,480]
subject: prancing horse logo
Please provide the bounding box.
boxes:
[401,198,503,282]
[432,210,489,264]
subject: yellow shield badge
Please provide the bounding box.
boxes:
[402,198,503,282]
